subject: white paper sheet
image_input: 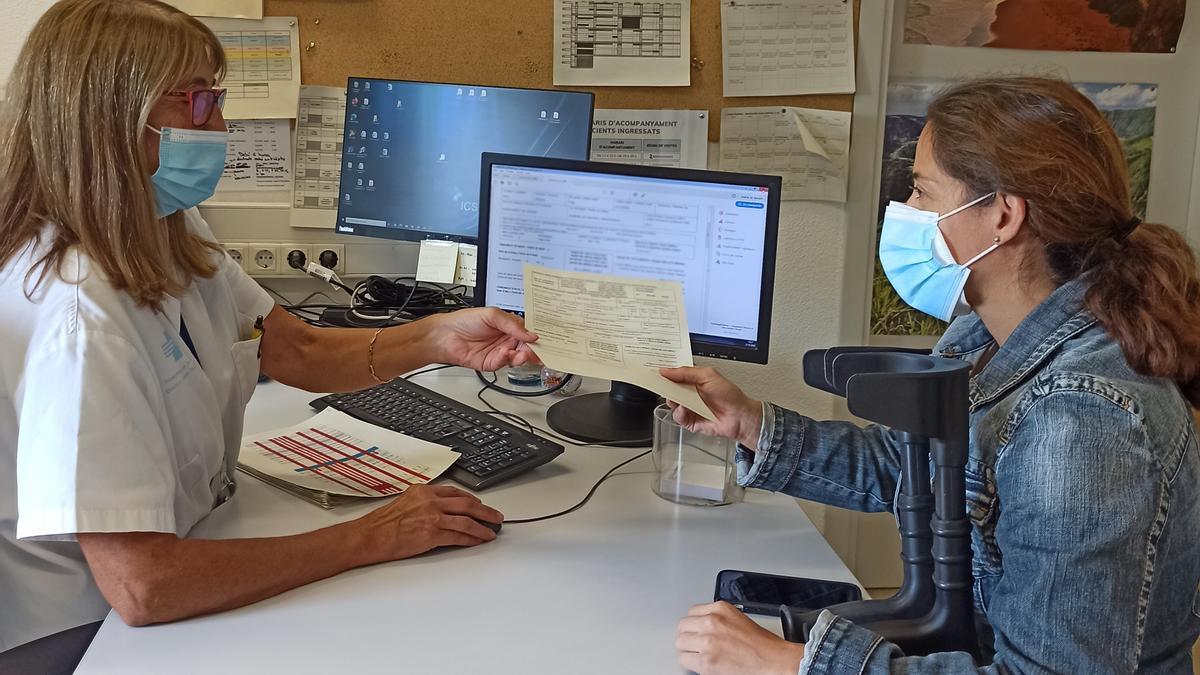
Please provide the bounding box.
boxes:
[416,240,461,284]
[523,264,716,420]
[720,106,851,202]
[291,85,347,228]
[721,0,855,97]
[554,0,691,86]
[217,119,292,193]
[455,244,478,287]
[164,0,262,19]
[590,109,709,169]
[239,409,460,497]
[202,17,300,119]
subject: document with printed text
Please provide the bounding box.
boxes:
[523,264,716,420]
[200,16,300,119]
[721,0,855,97]
[554,0,691,86]
[217,119,292,192]
[238,408,459,501]
[591,109,709,169]
[721,106,851,202]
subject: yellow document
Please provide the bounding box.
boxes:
[523,264,716,421]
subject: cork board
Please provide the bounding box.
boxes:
[264,0,858,141]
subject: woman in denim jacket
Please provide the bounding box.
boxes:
[664,77,1200,674]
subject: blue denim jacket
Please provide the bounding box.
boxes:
[741,277,1200,673]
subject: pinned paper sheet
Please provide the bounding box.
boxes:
[238,409,459,497]
[554,0,691,86]
[721,0,855,97]
[200,17,300,119]
[416,240,461,284]
[590,109,709,170]
[720,107,851,202]
[291,85,347,229]
[455,244,478,287]
[217,119,292,192]
[163,0,262,19]
[522,264,715,421]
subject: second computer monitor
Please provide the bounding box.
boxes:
[476,153,781,364]
[336,79,594,244]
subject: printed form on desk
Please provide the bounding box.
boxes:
[238,408,460,507]
[523,264,715,420]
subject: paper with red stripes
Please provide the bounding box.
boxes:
[237,409,459,497]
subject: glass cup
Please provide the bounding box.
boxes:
[651,404,744,506]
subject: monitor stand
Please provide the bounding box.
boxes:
[545,381,660,447]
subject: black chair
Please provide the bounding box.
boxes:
[777,347,979,662]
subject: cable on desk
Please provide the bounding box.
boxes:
[474,368,573,398]
[278,275,472,328]
[403,365,659,523]
[504,450,652,524]
[404,364,456,380]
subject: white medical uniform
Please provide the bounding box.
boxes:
[0,208,274,651]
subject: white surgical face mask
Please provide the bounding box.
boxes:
[878,193,997,322]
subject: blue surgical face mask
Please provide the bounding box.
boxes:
[878,192,997,323]
[145,125,228,217]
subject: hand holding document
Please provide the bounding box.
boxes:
[522,264,716,421]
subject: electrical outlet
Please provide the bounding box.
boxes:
[280,244,312,275]
[224,244,247,272]
[314,244,345,272]
[248,244,277,275]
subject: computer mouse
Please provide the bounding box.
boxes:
[475,518,502,535]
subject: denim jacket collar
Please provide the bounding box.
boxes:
[934,276,1098,409]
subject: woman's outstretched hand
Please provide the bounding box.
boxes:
[659,367,763,450]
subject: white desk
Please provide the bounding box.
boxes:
[77,368,859,674]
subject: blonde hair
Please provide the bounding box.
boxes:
[0,0,227,309]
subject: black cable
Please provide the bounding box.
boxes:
[474,368,573,398]
[474,379,651,448]
[504,450,652,524]
[404,364,456,380]
[475,385,538,435]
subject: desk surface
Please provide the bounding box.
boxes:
[78,368,858,675]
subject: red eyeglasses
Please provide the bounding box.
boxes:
[163,87,228,126]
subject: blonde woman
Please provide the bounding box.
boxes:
[0,1,534,670]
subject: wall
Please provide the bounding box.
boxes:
[0,0,55,96]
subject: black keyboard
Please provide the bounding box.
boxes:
[310,378,564,490]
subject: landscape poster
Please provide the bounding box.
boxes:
[870,79,1157,337]
[905,0,1185,53]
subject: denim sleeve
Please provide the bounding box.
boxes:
[736,403,903,512]
[796,390,1160,674]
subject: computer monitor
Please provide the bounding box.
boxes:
[475,153,781,445]
[335,79,594,244]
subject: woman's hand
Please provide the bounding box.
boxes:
[676,602,806,675]
[659,367,763,450]
[423,307,539,372]
[352,484,504,563]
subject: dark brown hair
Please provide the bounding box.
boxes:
[926,77,1200,407]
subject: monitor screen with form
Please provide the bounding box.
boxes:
[335,79,593,244]
[476,154,780,364]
